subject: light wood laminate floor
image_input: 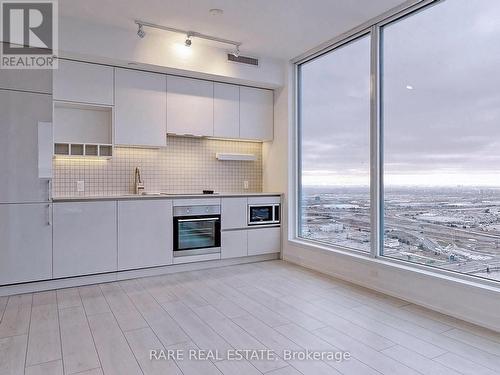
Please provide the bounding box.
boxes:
[1,260,499,375]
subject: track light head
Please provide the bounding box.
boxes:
[185,35,192,47]
[137,24,145,38]
[232,46,240,58]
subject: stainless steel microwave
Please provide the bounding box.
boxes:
[248,204,280,226]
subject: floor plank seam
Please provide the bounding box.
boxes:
[115,280,187,373]
[55,291,66,375]
[78,287,106,375]
[23,294,33,372]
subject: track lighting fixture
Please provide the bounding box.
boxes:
[232,46,240,58]
[134,20,242,54]
[137,23,145,38]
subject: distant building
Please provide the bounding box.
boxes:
[384,238,400,248]
[320,223,344,233]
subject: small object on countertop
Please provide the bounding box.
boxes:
[203,190,214,194]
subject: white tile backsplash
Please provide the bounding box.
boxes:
[53,136,262,197]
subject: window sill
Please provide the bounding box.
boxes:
[287,237,500,292]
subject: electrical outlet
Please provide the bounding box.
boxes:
[76,180,85,192]
[243,180,249,190]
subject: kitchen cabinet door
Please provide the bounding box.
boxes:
[53,60,114,105]
[0,89,52,203]
[214,82,239,138]
[247,227,281,256]
[221,197,247,229]
[167,75,214,137]
[118,199,173,270]
[53,201,117,278]
[221,230,247,259]
[0,52,52,93]
[115,68,167,147]
[240,87,273,141]
[0,203,52,285]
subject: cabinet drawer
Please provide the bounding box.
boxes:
[221,230,248,259]
[247,227,281,256]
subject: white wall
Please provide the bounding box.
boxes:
[265,61,500,332]
[59,16,284,88]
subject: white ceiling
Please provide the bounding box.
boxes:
[59,0,408,61]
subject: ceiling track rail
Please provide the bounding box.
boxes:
[134,19,242,48]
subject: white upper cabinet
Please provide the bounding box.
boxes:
[0,66,52,94]
[115,68,167,147]
[240,87,274,141]
[167,75,214,137]
[53,60,114,105]
[214,83,240,139]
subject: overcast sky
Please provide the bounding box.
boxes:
[300,0,500,187]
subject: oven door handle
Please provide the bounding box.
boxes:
[177,217,220,222]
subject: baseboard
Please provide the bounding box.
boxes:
[0,253,279,297]
[283,250,500,333]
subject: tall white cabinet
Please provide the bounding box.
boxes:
[115,68,167,147]
[0,204,52,285]
[167,75,214,137]
[0,70,53,286]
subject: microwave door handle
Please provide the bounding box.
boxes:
[177,217,219,222]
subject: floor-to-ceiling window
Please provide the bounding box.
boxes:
[381,0,500,281]
[297,34,371,252]
[296,0,500,282]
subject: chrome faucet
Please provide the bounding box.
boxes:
[134,167,145,195]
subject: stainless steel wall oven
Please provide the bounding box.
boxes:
[173,205,221,257]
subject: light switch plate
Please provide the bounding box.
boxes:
[76,180,85,192]
[243,180,249,190]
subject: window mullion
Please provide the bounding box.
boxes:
[370,25,382,258]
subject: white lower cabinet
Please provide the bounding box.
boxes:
[53,201,117,278]
[221,230,248,259]
[118,199,173,270]
[0,203,52,285]
[247,227,281,256]
[221,197,248,230]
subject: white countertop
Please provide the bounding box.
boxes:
[52,192,283,202]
